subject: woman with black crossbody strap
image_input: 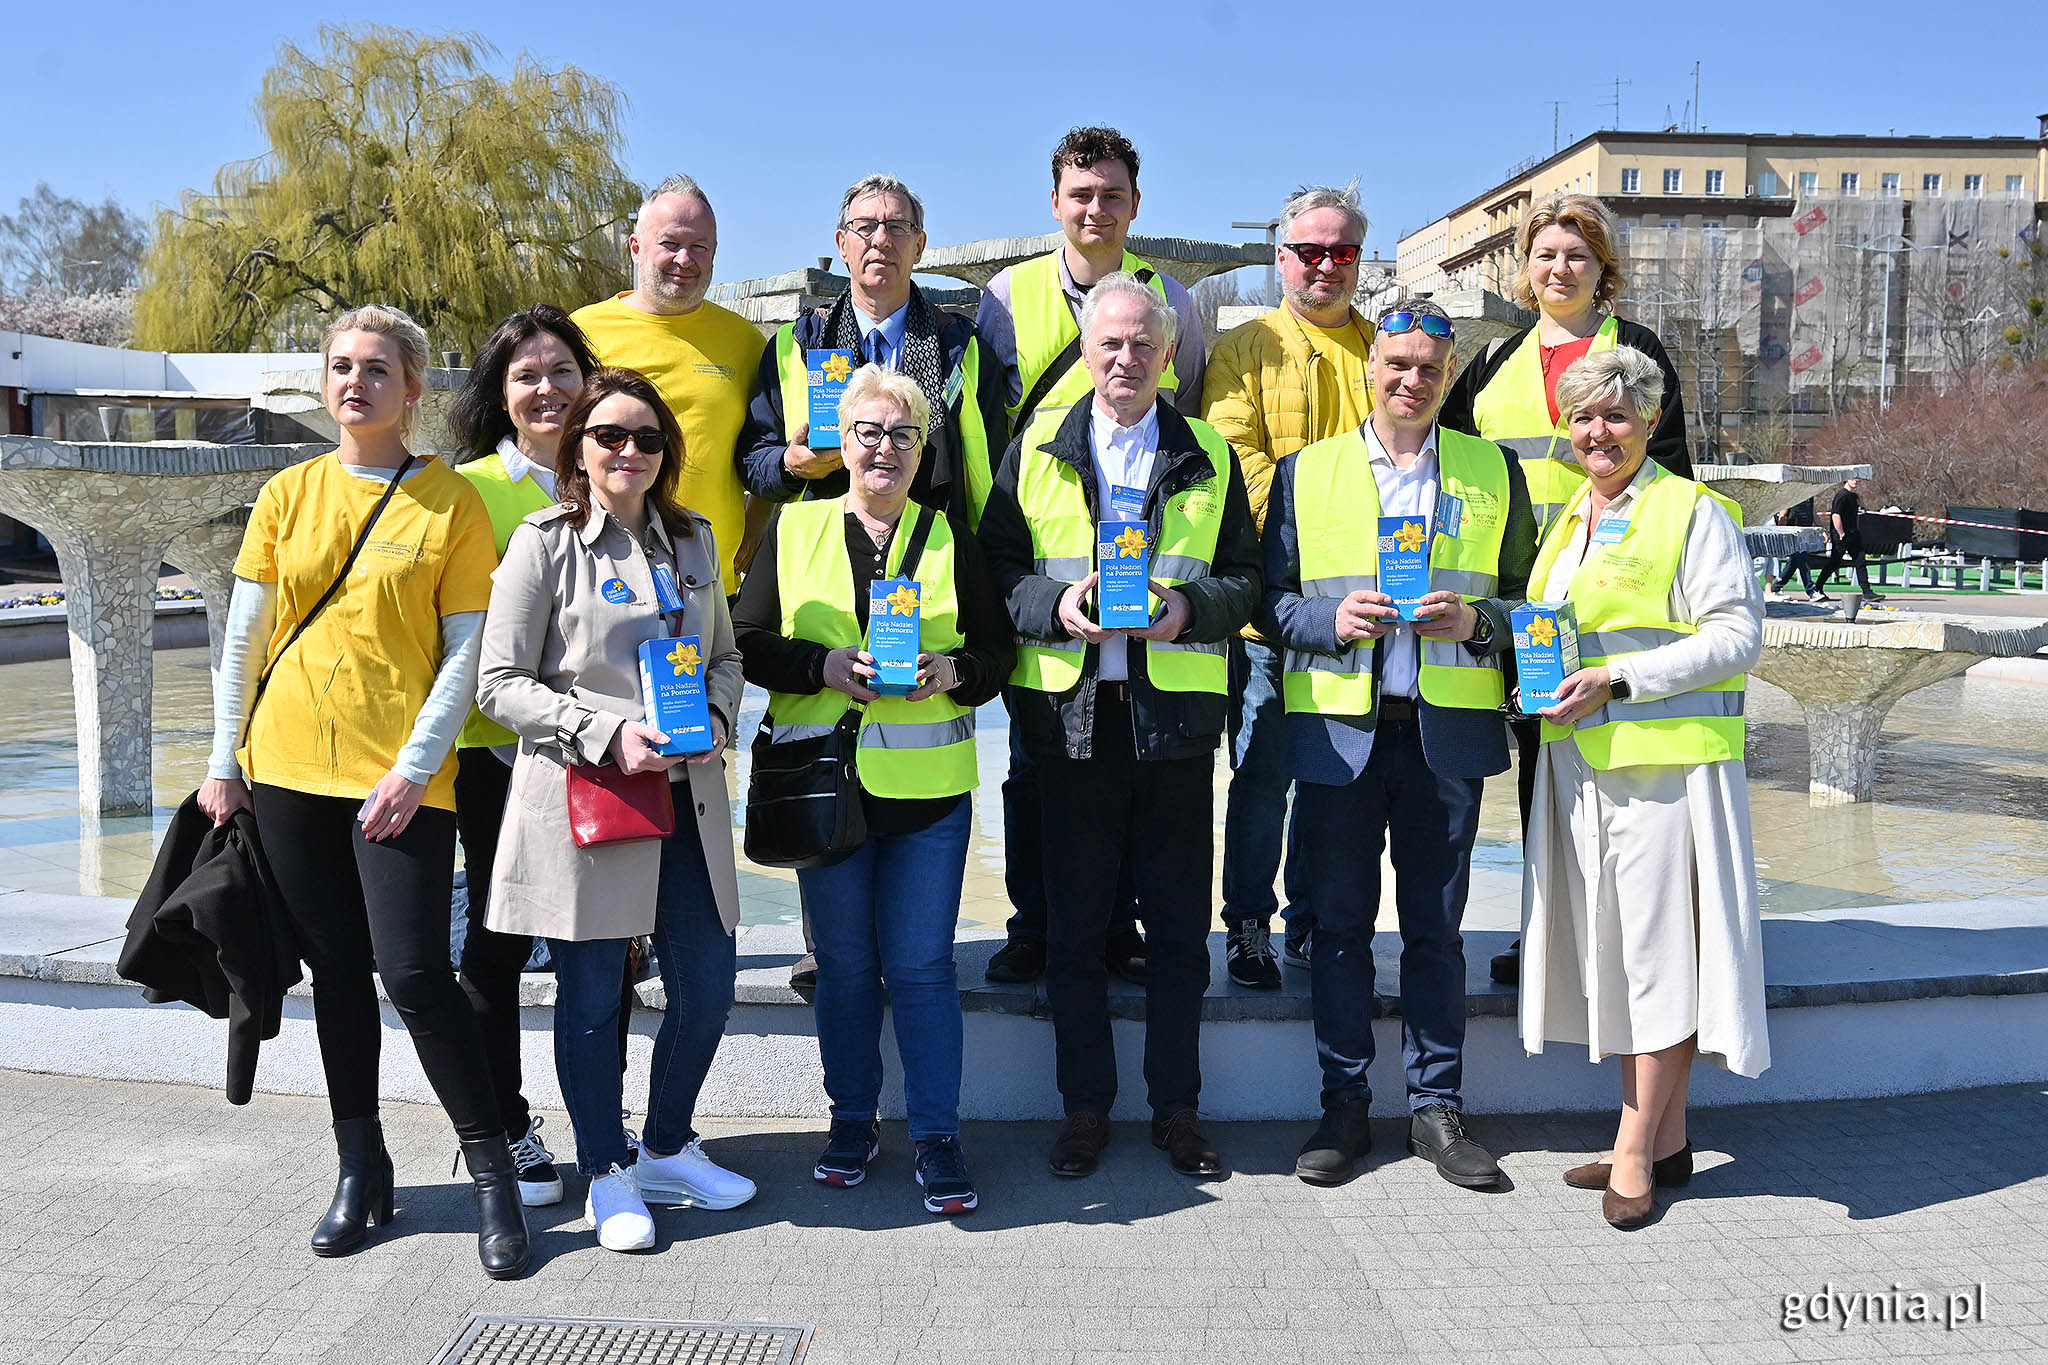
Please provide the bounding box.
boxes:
[199,305,529,1279]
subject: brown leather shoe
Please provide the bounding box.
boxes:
[1563,1145,1693,1191]
[1602,1181,1655,1229]
[1049,1112,1109,1178]
[1151,1109,1222,1177]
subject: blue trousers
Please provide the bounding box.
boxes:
[798,799,970,1141]
[1222,637,1311,930]
[1294,718,1481,1110]
[548,821,735,1175]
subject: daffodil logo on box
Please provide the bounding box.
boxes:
[885,584,919,617]
[667,641,701,676]
[1395,519,1427,553]
[1114,526,1148,559]
[1527,616,1557,647]
[822,352,853,384]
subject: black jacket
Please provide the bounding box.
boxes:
[980,394,1261,762]
[1439,316,1693,478]
[118,795,300,1104]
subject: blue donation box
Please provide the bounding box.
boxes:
[1097,520,1153,627]
[1511,603,1582,710]
[1377,515,1431,621]
[639,635,715,755]
[806,348,856,448]
[867,577,922,696]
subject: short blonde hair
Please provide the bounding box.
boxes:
[1554,346,1664,425]
[1514,193,1624,314]
[322,304,430,439]
[837,363,930,438]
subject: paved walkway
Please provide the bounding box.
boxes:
[1,1071,2042,1364]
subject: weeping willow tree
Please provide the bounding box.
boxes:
[136,25,641,356]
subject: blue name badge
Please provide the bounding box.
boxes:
[651,562,685,613]
[1108,483,1146,520]
[1436,490,1465,540]
[866,577,922,695]
[1510,602,1582,709]
[638,635,714,756]
[806,348,856,448]
[601,577,633,605]
[1096,520,1153,626]
[1590,514,1631,545]
[1377,515,1432,621]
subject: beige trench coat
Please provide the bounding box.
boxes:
[477,503,744,940]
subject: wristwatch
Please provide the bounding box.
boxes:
[1467,611,1494,649]
[1608,675,1633,701]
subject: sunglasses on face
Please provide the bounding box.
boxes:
[849,420,923,453]
[584,424,669,455]
[1379,311,1455,339]
[1283,242,1363,268]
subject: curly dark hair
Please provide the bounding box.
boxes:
[1051,126,1139,190]
[554,368,696,539]
[445,304,600,462]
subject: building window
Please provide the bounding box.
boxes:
[1922,173,1942,197]
[1881,172,1900,197]
[1661,220,1681,231]
[1663,168,1682,194]
[1621,168,1640,194]
[1617,219,1634,246]
[2008,174,2026,198]
[1964,174,1983,198]
[1840,172,1860,196]
[1703,220,1724,231]
[1798,171,1818,197]
[1758,170,1780,197]
[1705,169,1725,195]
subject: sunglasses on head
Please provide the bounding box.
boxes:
[1282,242,1362,268]
[584,424,669,455]
[1379,311,1455,339]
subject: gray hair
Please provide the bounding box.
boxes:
[1278,181,1368,245]
[1375,296,1456,354]
[839,174,925,232]
[642,174,711,214]
[1078,271,1178,349]
[838,363,931,438]
[1554,346,1665,425]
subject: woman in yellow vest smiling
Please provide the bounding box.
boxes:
[732,366,1013,1216]
[444,303,599,1210]
[1517,347,1767,1231]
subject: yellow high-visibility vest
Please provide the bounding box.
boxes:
[1007,249,1179,425]
[1469,314,1618,535]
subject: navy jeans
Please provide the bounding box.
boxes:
[798,798,970,1141]
[548,820,735,1175]
[1294,718,1481,1111]
[1221,637,1311,931]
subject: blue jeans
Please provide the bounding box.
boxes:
[1294,718,1481,1110]
[549,821,736,1175]
[798,799,970,1141]
[1222,638,1310,931]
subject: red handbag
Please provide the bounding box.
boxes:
[565,761,676,848]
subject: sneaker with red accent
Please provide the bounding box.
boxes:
[915,1135,978,1215]
[813,1118,881,1187]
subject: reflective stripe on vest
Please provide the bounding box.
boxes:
[766,497,977,798]
[1530,466,1747,769]
[1468,316,1618,536]
[1282,427,1510,716]
[1006,406,1230,696]
[1008,250,1179,422]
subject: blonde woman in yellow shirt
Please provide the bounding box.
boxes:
[199,306,529,1280]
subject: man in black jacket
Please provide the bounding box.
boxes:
[980,274,1261,1180]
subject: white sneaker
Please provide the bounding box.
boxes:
[633,1138,756,1210]
[585,1164,655,1252]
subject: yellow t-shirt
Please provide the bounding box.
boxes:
[233,453,498,811]
[1300,317,1372,435]
[570,293,766,594]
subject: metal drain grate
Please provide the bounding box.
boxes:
[430,1315,811,1365]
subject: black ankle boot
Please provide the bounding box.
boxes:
[311,1116,395,1257]
[459,1135,532,1280]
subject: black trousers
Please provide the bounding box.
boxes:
[1001,700,1140,943]
[253,783,500,1140]
[1815,537,1875,595]
[453,748,536,1137]
[1037,693,1213,1119]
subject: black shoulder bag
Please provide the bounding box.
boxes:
[743,503,937,870]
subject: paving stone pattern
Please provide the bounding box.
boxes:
[0,1071,2042,1364]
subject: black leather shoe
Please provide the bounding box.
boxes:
[984,937,1045,984]
[1152,1109,1222,1177]
[1294,1099,1373,1185]
[1225,920,1281,990]
[460,1135,533,1279]
[311,1116,395,1257]
[1105,927,1147,984]
[1281,925,1313,970]
[1489,938,1521,986]
[788,953,819,998]
[1049,1112,1109,1177]
[1408,1103,1502,1188]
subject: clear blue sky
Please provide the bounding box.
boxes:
[12,2,2048,290]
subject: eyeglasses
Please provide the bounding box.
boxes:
[840,218,919,241]
[1282,242,1363,268]
[848,420,923,453]
[1379,311,1455,339]
[584,424,669,455]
